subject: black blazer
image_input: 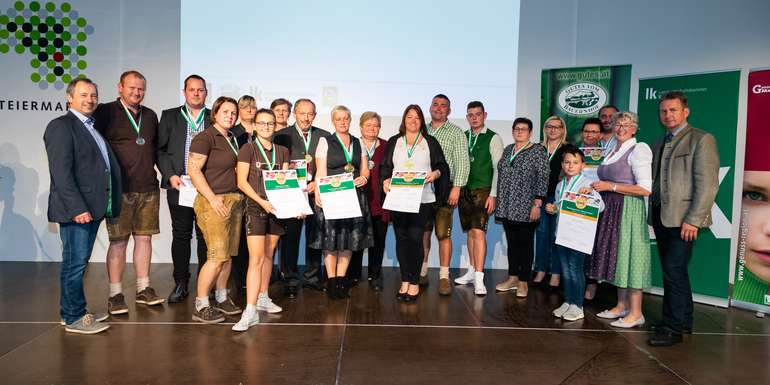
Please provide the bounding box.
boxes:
[157,105,212,190]
[380,133,451,204]
[273,124,330,174]
[44,111,123,223]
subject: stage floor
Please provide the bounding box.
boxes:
[0,262,767,384]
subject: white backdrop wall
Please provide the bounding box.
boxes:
[0,0,180,262]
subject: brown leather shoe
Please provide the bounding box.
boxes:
[516,281,529,298]
[438,278,453,295]
[418,274,429,287]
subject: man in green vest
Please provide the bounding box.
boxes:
[454,101,503,295]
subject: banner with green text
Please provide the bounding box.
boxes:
[636,70,740,304]
[540,65,631,143]
[732,69,770,312]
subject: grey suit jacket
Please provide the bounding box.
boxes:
[649,124,720,228]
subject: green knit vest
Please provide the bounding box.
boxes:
[466,128,496,190]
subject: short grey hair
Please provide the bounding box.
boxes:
[611,111,639,129]
[331,105,351,119]
[66,77,98,96]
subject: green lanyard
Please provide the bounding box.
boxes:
[467,129,480,154]
[558,174,582,198]
[298,125,313,154]
[180,105,205,133]
[548,142,562,161]
[225,133,238,156]
[335,133,353,164]
[403,133,422,159]
[254,139,276,170]
[363,138,377,159]
[508,142,530,165]
[119,100,142,137]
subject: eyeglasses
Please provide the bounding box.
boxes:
[545,125,564,130]
[582,130,601,134]
[255,121,276,128]
[615,123,636,129]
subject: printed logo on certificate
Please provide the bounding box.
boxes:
[580,146,604,167]
[382,170,427,213]
[317,172,362,219]
[263,170,313,219]
[555,192,601,254]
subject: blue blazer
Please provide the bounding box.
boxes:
[44,111,122,224]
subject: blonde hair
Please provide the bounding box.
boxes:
[543,115,567,146]
[359,111,381,127]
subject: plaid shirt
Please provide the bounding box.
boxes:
[428,120,470,187]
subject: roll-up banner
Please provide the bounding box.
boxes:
[636,70,741,306]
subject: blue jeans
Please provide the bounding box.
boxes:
[59,220,102,325]
[557,245,586,307]
[534,199,561,275]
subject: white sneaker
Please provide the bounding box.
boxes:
[454,267,475,285]
[562,305,585,321]
[473,273,487,296]
[552,302,570,318]
[256,297,283,314]
[232,310,259,332]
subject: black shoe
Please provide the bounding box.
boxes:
[284,285,298,299]
[650,323,692,335]
[647,327,683,347]
[167,281,189,303]
[349,277,360,287]
[369,276,383,291]
[327,278,339,299]
[396,290,407,301]
[339,277,350,299]
[303,280,326,292]
[403,291,419,303]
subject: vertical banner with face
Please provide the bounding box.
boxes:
[636,70,740,303]
[732,69,770,311]
[540,65,632,143]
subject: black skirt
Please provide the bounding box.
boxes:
[308,187,373,251]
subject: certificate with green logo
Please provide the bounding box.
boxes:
[317,173,361,219]
[382,170,426,213]
[555,192,601,254]
[263,170,313,219]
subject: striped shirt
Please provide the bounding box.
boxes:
[428,120,470,187]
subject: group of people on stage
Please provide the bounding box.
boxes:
[45,72,720,347]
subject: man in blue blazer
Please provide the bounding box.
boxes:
[44,78,122,334]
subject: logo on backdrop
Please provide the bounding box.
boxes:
[557,82,607,116]
[752,84,770,94]
[0,1,94,90]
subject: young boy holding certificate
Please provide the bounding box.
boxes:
[545,147,604,322]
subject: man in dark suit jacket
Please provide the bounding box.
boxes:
[45,78,122,334]
[273,98,330,297]
[648,91,720,347]
[156,74,211,303]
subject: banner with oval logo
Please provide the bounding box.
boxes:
[541,65,631,144]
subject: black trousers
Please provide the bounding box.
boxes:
[350,215,389,280]
[502,219,538,281]
[651,205,694,333]
[281,216,322,287]
[167,190,207,282]
[392,204,432,284]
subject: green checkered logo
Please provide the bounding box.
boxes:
[0,1,93,89]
